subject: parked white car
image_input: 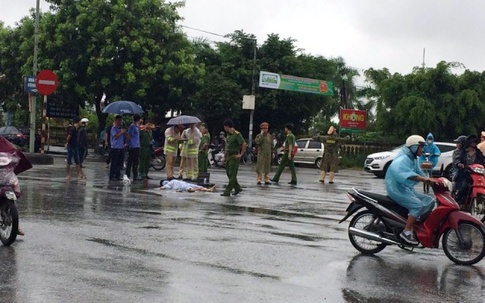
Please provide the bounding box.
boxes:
[277,138,324,168]
[364,142,456,178]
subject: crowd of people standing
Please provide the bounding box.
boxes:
[69,114,352,192]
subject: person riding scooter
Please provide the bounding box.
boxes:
[211,131,226,162]
[454,135,485,205]
[418,133,441,172]
[385,135,436,245]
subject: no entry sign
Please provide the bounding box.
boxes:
[35,70,58,95]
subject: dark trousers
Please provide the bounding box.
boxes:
[455,171,471,204]
[106,147,112,164]
[272,153,297,182]
[125,147,140,179]
[78,146,87,164]
[223,155,241,194]
[109,149,124,179]
[139,147,151,178]
[198,151,208,173]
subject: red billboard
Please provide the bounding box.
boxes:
[340,109,367,130]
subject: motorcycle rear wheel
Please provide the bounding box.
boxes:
[442,222,485,265]
[151,155,166,171]
[0,200,18,246]
[348,210,387,255]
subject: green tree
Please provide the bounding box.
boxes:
[40,0,202,133]
[364,61,485,141]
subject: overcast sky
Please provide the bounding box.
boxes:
[2,0,484,77]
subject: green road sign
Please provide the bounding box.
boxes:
[259,71,333,96]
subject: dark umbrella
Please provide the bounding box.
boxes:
[0,137,32,175]
[166,115,201,126]
[103,101,144,115]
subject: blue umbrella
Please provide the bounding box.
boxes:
[167,115,201,125]
[103,101,144,115]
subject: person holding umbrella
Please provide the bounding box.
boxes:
[182,123,202,181]
[125,114,142,181]
[109,115,126,180]
[164,124,184,180]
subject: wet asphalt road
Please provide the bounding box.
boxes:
[2,156,485,303]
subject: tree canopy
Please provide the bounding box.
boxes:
[1,2,485,143]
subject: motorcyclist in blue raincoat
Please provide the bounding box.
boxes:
[418,133,441,171]
[385,135,436,245]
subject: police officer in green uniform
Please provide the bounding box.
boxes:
[221,119,247,196]
[198,123,211,174]
[139,122,154,179]
[314,125,348,183]
[271,123,297,185]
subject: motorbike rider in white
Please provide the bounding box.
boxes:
[385,135,436,245]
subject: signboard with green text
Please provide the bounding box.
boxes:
[259,71,333,96]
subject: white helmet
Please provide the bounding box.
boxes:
[80,118,89,123]
[405,135,425,147]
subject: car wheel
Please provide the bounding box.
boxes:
[374,172,385,178]
[374,161,391,178]
[315,157,322,168]
[444,164,452,179]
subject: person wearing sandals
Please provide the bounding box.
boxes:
[65,116,85,179]
[315,126,347,184]
[255,122,272,185]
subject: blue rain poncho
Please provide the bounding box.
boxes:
[385,146,435,218]
[418,133,441,169]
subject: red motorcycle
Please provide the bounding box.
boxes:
[340,178,485,265]
[0,137,32,246]
[454,164,485,221]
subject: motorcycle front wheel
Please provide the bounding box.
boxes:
[0,199,18,246]
[243,152,254,166]
[442,222,485,265]
[151,154,166,171]
[348,210,387,255]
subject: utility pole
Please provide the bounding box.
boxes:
[248,38,257,150]
[30,0,41,153]
[422,48,426,69]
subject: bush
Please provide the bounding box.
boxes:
[339,153,367,169]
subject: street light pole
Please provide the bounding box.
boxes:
[30,0,40,153]
[248,38,256,150]
[341,74,348,109]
